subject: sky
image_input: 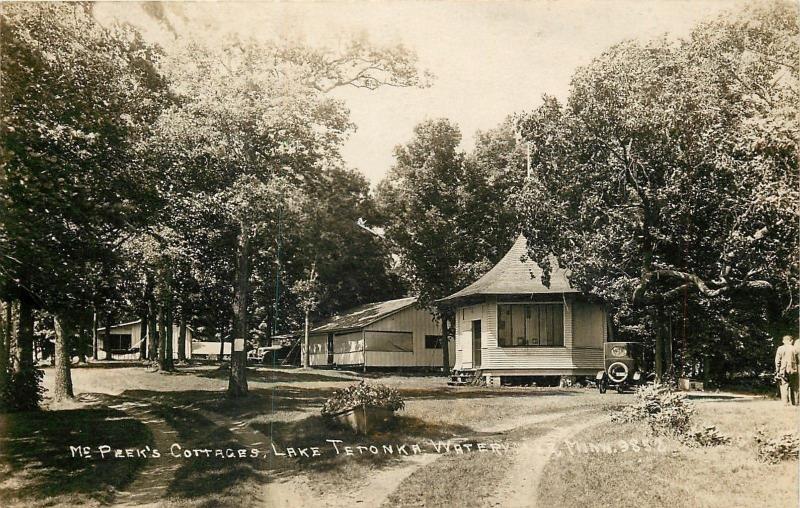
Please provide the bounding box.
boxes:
[96,0,747,185]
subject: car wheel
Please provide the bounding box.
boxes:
[598,379,608,394]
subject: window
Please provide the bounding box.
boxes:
[364,331,413,352]
[498,304,564,347]
[425,335,443,349]
[106,333,132,352]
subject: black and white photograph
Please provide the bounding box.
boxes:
[0,1,798,506]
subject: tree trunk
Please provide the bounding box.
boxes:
[138,311,148,360]
[703,355,712,388]
[92,310,98,361]
[53,315,75,402]
[178,311,187,362]
[141,275,153,360]
[16,294,34,371]
[302,309,309,368]
[77,318,87,364]
[228,229,250,398]
[654,314,665,383]
[148,301,157,362]
[164,305,174,371]
[158,309,167,369]
[441,313,450,376]
[6,302,16,372]
[104,314,112,361]
[0,301,9,403]
[3,302,12,369]
[664,319,673,379]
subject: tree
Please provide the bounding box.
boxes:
[292,264,320,368]
[377,119,522,374]
[0,3,168,404]
[515,2,798,381]
[152,36,427,396]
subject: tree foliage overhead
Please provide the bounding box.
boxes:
[1,3,169,310]
[515,2,798,377]
[377,118,524,307]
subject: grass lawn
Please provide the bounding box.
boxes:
[536,398,799,508]
[6,366,794,507]
[12,365,602,506]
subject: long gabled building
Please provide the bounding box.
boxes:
[306,296,455,370]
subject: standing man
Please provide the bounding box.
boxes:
[775,335,798,405]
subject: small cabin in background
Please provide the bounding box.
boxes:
[96,320,193,360]
[439,235,608,385]
[191,341,232,360]
[306,297,455,370]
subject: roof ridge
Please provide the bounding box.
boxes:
[439,234,577,302]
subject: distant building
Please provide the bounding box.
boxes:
[306,297,455,369]
[96,320,193,360]
[439,235,608,385]
[192,341,231,360]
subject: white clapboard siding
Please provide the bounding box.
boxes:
[333,330,365,366]
[570,301,605,370]
[97,321,192,360]
[364,305,450,368]
[454,296,605,374]
[308,333,328,366]
[454,302,485,370]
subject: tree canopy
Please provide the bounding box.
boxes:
[514,2,798,379]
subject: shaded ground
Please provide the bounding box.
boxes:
[3,366,793,507]
[0,405,152,506]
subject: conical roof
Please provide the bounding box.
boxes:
[439,235,576,302]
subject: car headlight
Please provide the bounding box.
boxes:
[610,346,626,358]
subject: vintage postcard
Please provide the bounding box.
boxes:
[1,1,797,507]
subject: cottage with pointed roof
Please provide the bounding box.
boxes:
[439,235,608,385]
[306,297,455,370]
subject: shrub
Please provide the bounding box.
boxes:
[684,424,732,447]
[0,367,45,412]
[611,383,694,437]
[753,429,800,464]
[321,381,405,418]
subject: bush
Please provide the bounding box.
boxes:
[753,429,799,463]
[684,424,732,447]
[0,367,45,412]
[321,381,405,418]
[611,383,694,437]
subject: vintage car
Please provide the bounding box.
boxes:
[596,341,649,393]
[247,345,285,364]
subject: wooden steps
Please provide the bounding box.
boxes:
[448,370,477,386]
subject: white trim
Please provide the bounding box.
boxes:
[96,319,142,331]
[497,302,564,306]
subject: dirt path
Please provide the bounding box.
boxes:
[493,414,609,508]
[260,454,440,508]
[480,406,598,434]
[82,394,183,507]
[256,408,605,508]
[196,407,441,508]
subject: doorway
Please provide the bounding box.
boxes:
[327,333,334,365]
[472,320,481,368]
